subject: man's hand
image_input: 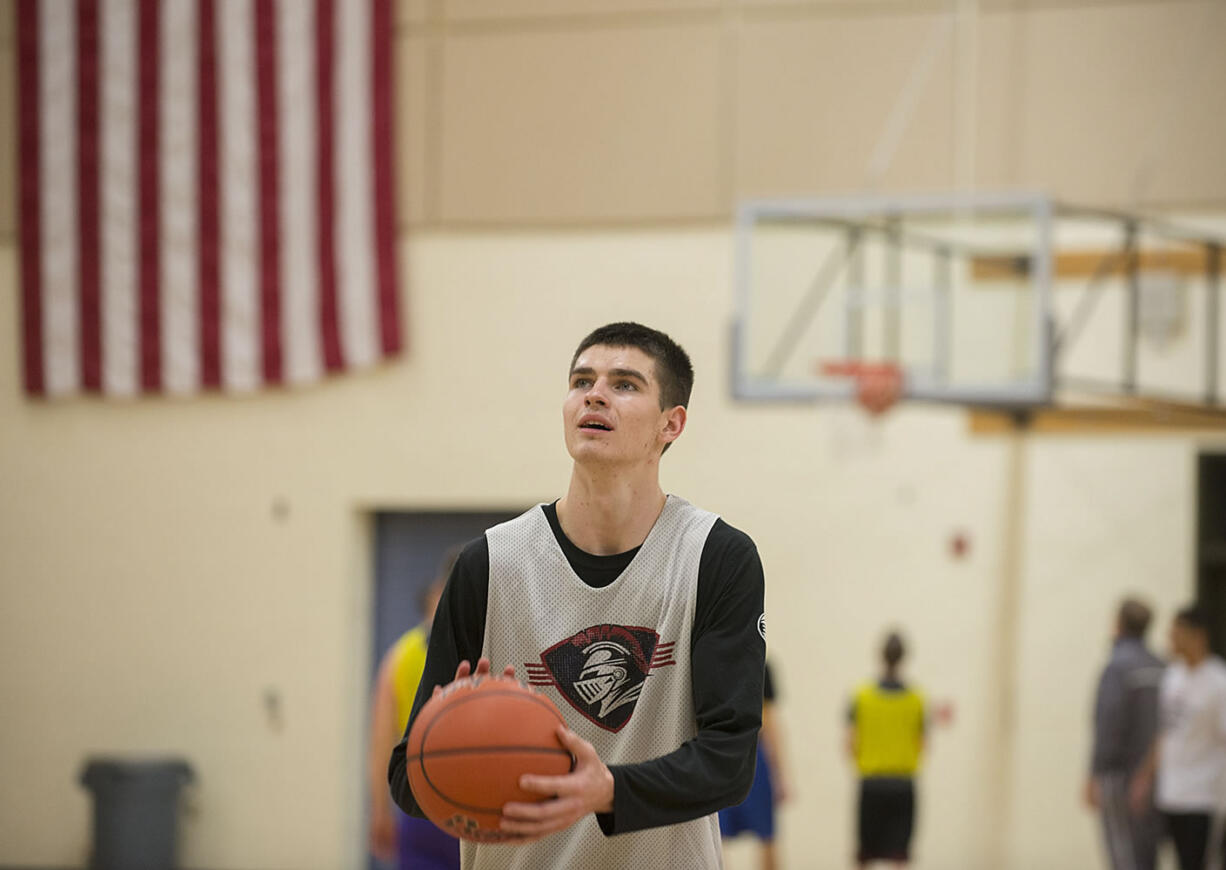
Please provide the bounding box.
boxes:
[1128,770,1152,817]
[1083,777,1101,810]
[499,726,614,842]
[432,657,516,698]
[773,774,791,806]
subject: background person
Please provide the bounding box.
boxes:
[1084,597,1164,870]
[1132,605,1226,870]
[370,563,458,870]
[720,660,791,870]
[847,632,925,869]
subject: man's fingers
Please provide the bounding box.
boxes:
[554,726,596,763]
[442,659,518,697]
[500,797,585,836]
[518,773,575,796]
[501,796,583,821]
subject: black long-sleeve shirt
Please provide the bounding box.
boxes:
[388,501,766,835]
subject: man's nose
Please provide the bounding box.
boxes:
[584,380,609,405]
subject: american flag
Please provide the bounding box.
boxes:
[16,0,401,398]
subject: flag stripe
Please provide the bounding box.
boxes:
[219,0,259,393]
[101,0,138,397]
[137,0,161,392]
[254,0,283,385]
[198,0,222,389]
[336,0,376,369]
[278,0,320,385]
[315,0,343,373]
[42,0,80,397]
[160,0,200,395]
[17,0,44,396]
[370,0,400,356]
[77,0,102,391]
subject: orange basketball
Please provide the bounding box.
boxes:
[406,675,574,843]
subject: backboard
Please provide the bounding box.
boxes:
[731,192,1055,407]
[732,191,1226,413]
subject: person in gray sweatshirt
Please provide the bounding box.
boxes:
[1085,597,1166,870]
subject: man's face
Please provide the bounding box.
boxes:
[562,345,679,466]
[1172,621,1208,661]
[1170,621,1203,660]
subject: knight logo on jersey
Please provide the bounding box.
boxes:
[525,624,676,732]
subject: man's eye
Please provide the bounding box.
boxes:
[573,378,591,388]
[615,382,636,391]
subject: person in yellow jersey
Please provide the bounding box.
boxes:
[846,632,925,869]
[369,559,458,870]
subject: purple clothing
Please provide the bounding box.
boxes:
[398,812,459,870]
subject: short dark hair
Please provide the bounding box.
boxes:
[1175,604,1209,634]
[883,632,906,669]
[570,322,694,412]
[1117,598,1153,639]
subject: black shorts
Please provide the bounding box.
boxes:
[1163,811,1211,870]
[858,777,915,863]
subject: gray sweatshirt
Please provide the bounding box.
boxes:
[1091,637,1165,776]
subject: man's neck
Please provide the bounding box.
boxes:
[556,463,666,556]
[1185,649,1210,669]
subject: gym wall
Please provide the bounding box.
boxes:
[1,2,1224,869]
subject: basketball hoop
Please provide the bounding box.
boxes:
[820,361,904,417]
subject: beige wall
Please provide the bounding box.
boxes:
[2,227,1224,869]
[3,0,1225,240]
[3,1,1226,868]
[394,0,1226,227]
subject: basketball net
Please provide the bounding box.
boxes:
[820,360,904,417]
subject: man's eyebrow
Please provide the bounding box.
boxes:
[609,368,648,383]
[568,366,649,384]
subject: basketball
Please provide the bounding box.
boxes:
[406,675,574,843]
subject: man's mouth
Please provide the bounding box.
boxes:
[579,418,613,431]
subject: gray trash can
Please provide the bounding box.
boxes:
[80,757,194,870]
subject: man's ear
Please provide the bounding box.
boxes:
[660,405,687,448]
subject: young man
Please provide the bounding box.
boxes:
[1084,597,1164,870]
[847,632,925,869]
[1131,605,1226,870]
[388,323,766,869]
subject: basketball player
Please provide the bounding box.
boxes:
[388,323,767,869]
[1130,605,1226,870]
[847,632,924,869]
[369,561,459,870]
[1084,597,1163,870]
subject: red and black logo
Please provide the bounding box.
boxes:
[525,624,676,732]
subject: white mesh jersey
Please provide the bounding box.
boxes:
[466,495,724,870]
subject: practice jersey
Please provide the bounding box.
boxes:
[470,495,723,869]
[850,681,925,778]
[388,499,766,861]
